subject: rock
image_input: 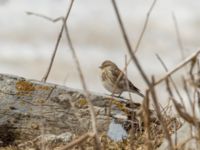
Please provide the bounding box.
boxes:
[0,73,142,147]
[18,132,73,149]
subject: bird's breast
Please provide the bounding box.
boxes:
[101,70,122,94]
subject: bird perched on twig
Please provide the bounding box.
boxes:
[99,60,144,98]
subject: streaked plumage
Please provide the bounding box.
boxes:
[99,60,144,97]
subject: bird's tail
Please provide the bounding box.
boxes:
[136,90,144,98]
[130,86,144,98]
[128,81,144,98]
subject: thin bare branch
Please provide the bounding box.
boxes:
[124,55,133,102]
[182,77,193,107]
[143,91,152,150]
[156,53,186,108]
[134,0,157,53]
[64,16,102,150]
[165,78,173,97]
[124,0,157,73]
[26,11,63,22]
[172,12,185,60]
[126,0,157,66]
[124,55,136,149]
[58,132,95,150]
[170,97,197,125]
[150,76,173,149]
[111,0,151,86]
[108,0,157,98]
[175,136,199,150]
[189,57,196,81]
[41,0,74,82]
[27,3,101,148]
[154,49,200,86]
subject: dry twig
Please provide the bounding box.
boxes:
[134,0,157,53]
[156,53,186,108]
[111,0,150,86]
[27,1,101,148]
[150,76,173,150]
[58,132,95,150]
[107,0,157,100]
[165,78,173,97]
[126,0,157,66]
[40,0,74,82]
[172,12,185,60]
[143,91,152,150]
[175,136,199,150]
[124,55,136,148]
[63,17,102,150]
[154,49,200,86]
[26,11,63,22]
[170,97,197,126]
[182,77,193,108]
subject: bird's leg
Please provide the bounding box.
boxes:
[109,92,121,97]
[109,93,124,99]
[117,92,123,98]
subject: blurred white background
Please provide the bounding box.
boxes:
[0,0,200,100]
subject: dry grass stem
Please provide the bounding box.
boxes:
[134,0,157,53]
[27,1,101,149]
[108,0,157,98]
[175,136,199,149]
[111,0,151,86]
[156,54,186,108]
[143,91,152,150]
[150,76,173,149]
[64,20,102,150]
[26,11,63,22]
[189,57,196,81]
[170,97,198,125]
[57,132,95,150]
[124,55,132,102]
[41,0,74,82]
[154,49,200,86]
[124,55,135,149]
[126,0,157,67]
[172,12,185,60]
[182,77,193,109]
[165,78,173,97]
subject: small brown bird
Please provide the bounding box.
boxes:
[99,60,144,97]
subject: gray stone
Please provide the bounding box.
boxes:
[0,73,141,146]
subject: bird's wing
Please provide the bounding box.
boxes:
[110,67,144,97]
[113,67,144,97]
[112,68,126,89]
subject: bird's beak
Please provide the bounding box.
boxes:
[99,66,102,69]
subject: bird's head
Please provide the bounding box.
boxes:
[99,60,117,70]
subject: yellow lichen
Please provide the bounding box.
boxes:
[31,122,39,130]
[16,80,35,92]
[34,98,46,104]
[111,99,129,114]
[35,85,50,90]
[76,98,88,108]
